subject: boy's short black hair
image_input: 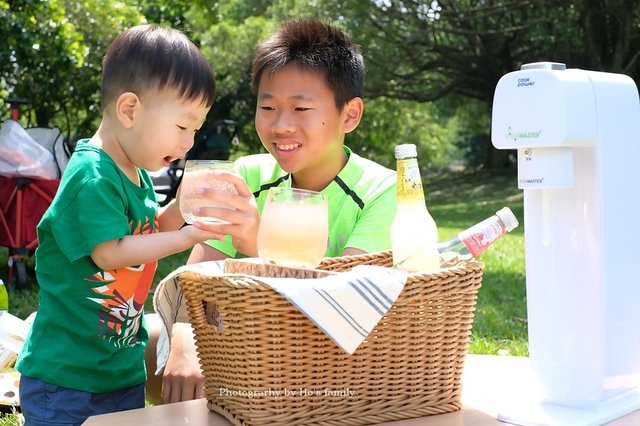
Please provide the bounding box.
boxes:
[101,24,215,109]
[251,18,365,110]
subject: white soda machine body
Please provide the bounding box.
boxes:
[491,62,640,425]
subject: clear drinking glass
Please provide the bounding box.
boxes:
[179,159,237,224]
[257,187,329,268]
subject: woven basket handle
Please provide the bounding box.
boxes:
[181,275,225,334]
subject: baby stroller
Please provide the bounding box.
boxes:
[151,119,237,206]
[0,98,71,289]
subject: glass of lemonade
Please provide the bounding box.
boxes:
[257,187,328,268]
[179,159,237,224]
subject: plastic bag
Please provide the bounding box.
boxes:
[26,126,71,178]
[0,120,58,179]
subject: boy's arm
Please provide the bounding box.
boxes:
[341,247,367,256]
[159,241,228,403]
[188,241,229,263]
[161,322,204,403]
[91,176,230,270]
[91,225,220,271]
[162,323,205,404]
[157,199,188,232]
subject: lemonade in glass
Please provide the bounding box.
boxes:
[257,187,328,268]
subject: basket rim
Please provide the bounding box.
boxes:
[178,258,483,285]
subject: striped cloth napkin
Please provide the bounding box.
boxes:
[152,261,407,374]
[259,266,407,354]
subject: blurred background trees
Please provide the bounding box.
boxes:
[2,0,639,170]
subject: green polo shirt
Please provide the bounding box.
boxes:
[208,146,396,257]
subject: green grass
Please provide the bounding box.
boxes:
[427,168,527,356]
[0,168,529,358]
[0,408,22,426]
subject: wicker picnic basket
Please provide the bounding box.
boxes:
[179,250,484,426]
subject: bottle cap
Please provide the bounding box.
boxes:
[395,144,417,159]
[496,207,519,232]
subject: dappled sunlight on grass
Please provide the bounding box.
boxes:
[428,168,520,205]
[470,333,529,357]
[468,238,528,356]
[426,168,528,356]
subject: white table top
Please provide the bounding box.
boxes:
[83,354,640,425]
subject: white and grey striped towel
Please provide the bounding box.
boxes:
[259,266,407,354]
[152,261,407,374]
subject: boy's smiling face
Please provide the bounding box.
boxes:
[255,64,362,191]
[122,89,210,172]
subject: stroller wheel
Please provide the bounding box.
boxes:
[7,257,28,290]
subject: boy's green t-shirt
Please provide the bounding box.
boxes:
[209,146,397,257]
[16,141,159,393]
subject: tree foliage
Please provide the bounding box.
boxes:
[2,0,639,168]
[1,0,144,141]
[345,1,640,101]
[340,0,640,166]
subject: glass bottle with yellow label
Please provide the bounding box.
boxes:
[391,144,440,272]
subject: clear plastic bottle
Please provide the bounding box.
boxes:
[391,144,440,272]
[437,207,519,258]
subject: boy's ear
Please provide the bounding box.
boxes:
[342,97,364,134]
[115,92,140,128]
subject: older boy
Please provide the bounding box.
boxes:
[17,25,219,425]
[147,17,397,404]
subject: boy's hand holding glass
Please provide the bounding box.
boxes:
[179,160,237,224]
[257,187,328,269]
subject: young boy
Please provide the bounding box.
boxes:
[147,17,397,404]
[16,24,219,424]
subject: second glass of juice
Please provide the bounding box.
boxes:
[257,187,328,268]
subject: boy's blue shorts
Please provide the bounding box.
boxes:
[19,374,145,425]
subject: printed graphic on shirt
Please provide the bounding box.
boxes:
[86,216,159,348]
